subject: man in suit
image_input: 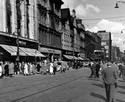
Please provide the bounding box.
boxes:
[102,61,118,102]
[121,63,125,81]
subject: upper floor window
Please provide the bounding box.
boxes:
[55,4,60,12]
[38,0,47,6]
[50,1,54,11]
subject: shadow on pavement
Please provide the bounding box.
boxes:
[117,91,125,95]
[92,83,104,88]
[118,80,125,83]
[88,78,100,81]
[90,92,106,101]
[116,99,125,102]
[118,85,125,89]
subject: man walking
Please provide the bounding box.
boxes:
[121,63,125,81]
[102,61,118,102]
[8,62,14,77]
[96,61,100,78]
[89,61,96,78]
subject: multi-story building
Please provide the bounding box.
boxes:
[83,31,94,59]
[37,0,63,61]
[84,31,101,61]
[0,0,104,62]
[10,0,37,40]
[61,8,74,60]
[70,10,80,57]
[111,46,121,62]
[0,0,9,32]
[92,33,102,61]
[76,19,86,58]
[97,31,112,61]
[0,0,44,62]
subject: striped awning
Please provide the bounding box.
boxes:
[0,44,26,56]
[0,44,45,57]
[63,55,73,60]
[20,47,45,57]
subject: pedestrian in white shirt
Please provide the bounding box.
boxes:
[24,62,29,76]
[50,62,54,75]
[0,63,3,78]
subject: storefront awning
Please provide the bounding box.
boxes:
[63,55,73,60]
[33,50,46,57]
[0,44,45,57]
[74,56,79,60]
[10,46,27,56]
[63,55,79,60]
[78,57,84,60]
[0,44,16,56]
[18,47,45,57]
[77,57,90,61]
[0,44,26,56]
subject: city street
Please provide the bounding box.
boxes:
[0,0,125,102]
[0,68,124,102]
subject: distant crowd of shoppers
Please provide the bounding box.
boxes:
[1,58,125,102]
[88,60,125,102]
[88,61,101,78]
[0,59,73,78]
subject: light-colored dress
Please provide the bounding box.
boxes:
[0,65,2,76]
[50,63,53,74]
[9,63,14,75]
[24,63,29,75]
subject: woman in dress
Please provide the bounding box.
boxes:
[24,62,29,76]
[0,63,3,78]
[8,62,14,77]
[49,62,54,75]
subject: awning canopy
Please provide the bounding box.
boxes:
[85,58,90,61]
[10,46,27,56]
[74,56,79,60]
[0,44,45,57]
[63,55,79,60]
[63,55,73,60]
[77,57,90,61]
[0,44,16,56]
[78,57,84,60]
[20,47,45,57]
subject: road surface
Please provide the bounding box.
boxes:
[0,68,124,102]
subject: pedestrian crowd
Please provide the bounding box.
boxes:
[0,59,72,78]
[88,61,101,78]
[88,60,125,102]
[1,58,125,102]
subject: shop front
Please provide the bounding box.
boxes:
[0,33,45,62]
[39,47,61,62]
[62,50,82,61]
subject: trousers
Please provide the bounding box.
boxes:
[105,83,116,102]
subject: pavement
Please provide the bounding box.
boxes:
[0,67,124,102]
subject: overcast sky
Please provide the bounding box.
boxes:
[62,0,125,52]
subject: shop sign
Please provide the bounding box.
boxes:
[94,50,102,53]
[40,47,61,54]
[65,51,73,55]
[19,41,26,46]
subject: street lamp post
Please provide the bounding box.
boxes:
[114,0,125,45]
[16,0,30,64]
[16,0,23,63]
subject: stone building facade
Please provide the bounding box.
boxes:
[37,0,63,61]
[61,8,73,60]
